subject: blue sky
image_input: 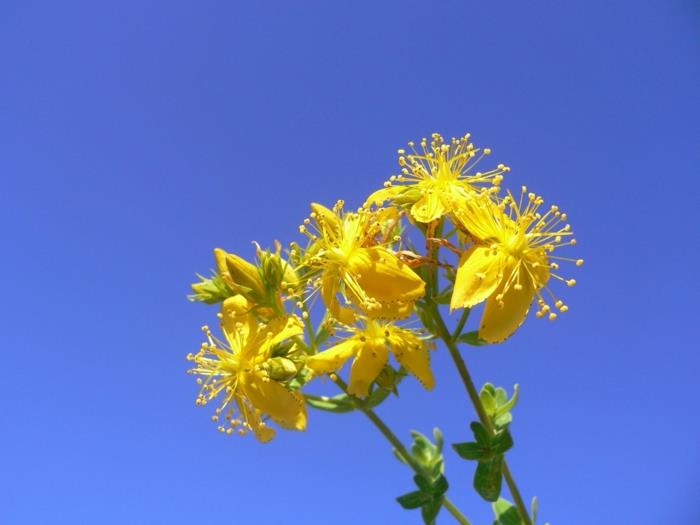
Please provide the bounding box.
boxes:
[1,1,698,524]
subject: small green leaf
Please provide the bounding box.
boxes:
[457,330,490,346]
[304,393,355,413]
[495,384,519,419]
[415,304,437,334]
[494,412,513,428]
[491,429,514,455]
[470,421,490,446]
[494,387,508,406]
[397,490,432,510]
[432,427,443,452]
[474,457,504,502]
[413,474,433,493]
[421,498,442,525]
[431,475,449,497]
[492,498,521,525]
[429,458,444,480]
[453,441,488,461]
[433,287,453,304]
[480,388,498,416]
[364,385,393,409]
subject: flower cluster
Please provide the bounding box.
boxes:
[187,132,581,442]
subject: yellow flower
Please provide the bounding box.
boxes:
[365,132,509,223]
[306,319,434,397]
[187,295,307,442]
[450,189,582,343]
[299,201,425,322]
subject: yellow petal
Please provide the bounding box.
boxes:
[306,339,358,374]
[241,315,303,362]
[479,261,536,343]
[364,185,404,207]
[221,295,256,341]
[451,195,504,243]
[266,315,304,348]
[389,330,434,390]
[450,247,505,311]
[359,299,415,320]
[347,247,425,305]
[311,202,342,237]
[347,341,389,398]
[321,269,357,324]
[410,190,446,223]
[234,396,276,443]
[241,375,307,431]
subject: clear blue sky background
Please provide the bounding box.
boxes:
[1,1,698,524]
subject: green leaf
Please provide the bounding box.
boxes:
[397,490,432,510]
[456,330,489,346]
[494,387,508,406]
[432,427,444,452]
[453,441,488,461]
[494,412,513,428]
[431,475,449,497]
[188,272,235,304]
[495,384,519,419]
[474,457,504,502]
[413,474,432,493]
[480,388,498,416]
[492,498,521,525]
[415,303,437,333]
[421,498,442,525]
[470,421,490,446]
[433,287,453,305]
[304,393,355,413]
[491,429,514,455]
[364,385,393,409]
[395,429,450,521]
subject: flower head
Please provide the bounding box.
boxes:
[187,295,307,442]
[306,319,434,397]
[299,201,425,322]
[450,189,582,343]
[365,132,509,223]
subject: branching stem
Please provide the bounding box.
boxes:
[333,377,472,525]
[430,308,533,525]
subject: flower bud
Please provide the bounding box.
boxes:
[188,273,234,304]
[214,248,265,300]
[266,357,299,382]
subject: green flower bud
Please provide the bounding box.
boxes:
[266,357,299,382]
[188,273,235,304]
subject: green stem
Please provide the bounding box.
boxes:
[451,308,471,341]
[333,377,472,525]
[430,307,532,525]
[441,498,471,525]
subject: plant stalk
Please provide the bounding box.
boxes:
[333,377,472,525]
[430,308,533,525]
